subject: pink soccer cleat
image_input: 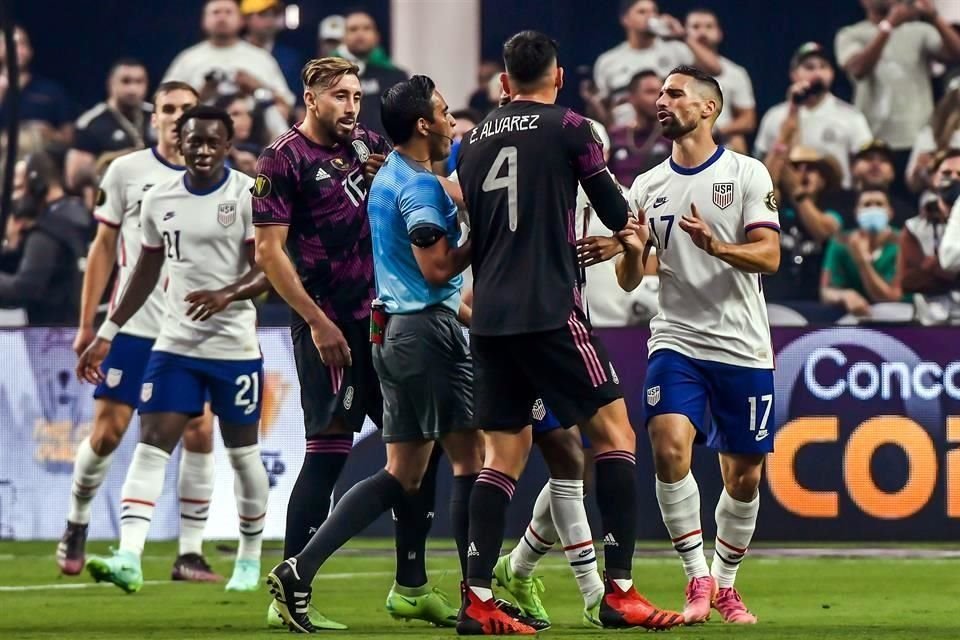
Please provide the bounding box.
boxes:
[713,587,757,624]
[683,576,716,624]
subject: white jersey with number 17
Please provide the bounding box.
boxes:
[627,147,779,369]
[140,169,260,361]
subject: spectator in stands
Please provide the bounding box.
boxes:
[821,188,904,316]
[334,9,408,138]
[764,146,847,305]
[163,0,294,132]
[223,95,262,176]
[242,0,303,99]
[590,0,720,120]
[318,15,345,58]
[898,151,960,319]
[442,108,482,176]
[842,139,915,226]
[756,42,873,187]
[906,79,960,192]
[607,69,671,186]
[0,153,89,325]
[684,8,756,154]
[0,26,74,144]
[64,59,151,190]
[836,0,960,191]
[468,60,503,116]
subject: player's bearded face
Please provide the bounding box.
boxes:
[307,74,363,144]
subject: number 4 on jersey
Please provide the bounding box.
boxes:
[482,146,519,231]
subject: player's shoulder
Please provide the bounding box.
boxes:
[627,158,671,197]
[140,173,184,209]
[262,126,302,158]
[225,169,255,195]
[104,147,156,175]
[720,148,768,178]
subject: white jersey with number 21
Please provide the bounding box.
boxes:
[627,147,779,369]
[140,169,259,361]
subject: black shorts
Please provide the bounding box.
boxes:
[291,317,382,438]
[372,306,473,443]
[471,306,622,431]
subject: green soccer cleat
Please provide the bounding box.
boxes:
[86,550,144,594]
[493,555,551,628]
[385,583,458,627]
[583,592,604,628]
[225,558,260,592]
[266,599,349,630]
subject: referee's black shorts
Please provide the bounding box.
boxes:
[291,317,383,438]
[471,305,622,431]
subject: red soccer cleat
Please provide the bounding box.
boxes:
[599,572,685,630]
[456,582,537,635]
[56,521,88,576]
[683,576,717,624]
[713,586,757,624]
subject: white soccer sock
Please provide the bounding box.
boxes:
[711,489,759,588]
[548,479,604,607]
[67,437,114,525]
[119,444,171,556]
[177,450,214,556]
[509,482,557,578]
[228,444,269,562]
[656,471,710,579]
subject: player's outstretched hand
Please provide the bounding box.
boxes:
[310,316,352,368]
[185,289,231,322]
[364,153,387,185]
[617,207,649,253]
[72,326,96,358]
[679,203,717,255]
[577,234,625,267]
[76,337,111,385]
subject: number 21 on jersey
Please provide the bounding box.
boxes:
[482,146,519,231]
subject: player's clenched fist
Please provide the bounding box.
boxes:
[310,315,352,368]
[76,337,112,385]
[679,203,717,255]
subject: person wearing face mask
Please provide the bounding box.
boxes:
[821,188,905,317]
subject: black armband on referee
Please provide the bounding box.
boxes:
[582,171,629,232]
[409,224,445,248]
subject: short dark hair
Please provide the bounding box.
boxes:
[932,148,960,173]
[686,6,718,20]
[108,57,146,78]
[176,105,234,141]
[153,81,199,106]
[628,69,660,93]
[503,30,559,90]
[451,108,482,126]
[344,7,376,24]
[667,64,724,113]
[380,75,436,146]
[619,0,654,17]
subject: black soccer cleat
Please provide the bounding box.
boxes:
[266,558,316,633]
[56,521,88,576]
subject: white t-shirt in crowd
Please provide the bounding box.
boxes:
[95,147,185,340]
[754,94,873,187]
[140,170,260,360]
[593,39,694,98]
[628,147,779,368]
[939,197,960,271]
[713,56,755,133]
[835,20,942,149]
[163,40,295,107]
[906,125,960,181]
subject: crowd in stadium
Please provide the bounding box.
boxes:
[3,0,960,327]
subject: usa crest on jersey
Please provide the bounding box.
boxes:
[712,182,734,210]
[217,201,237,227]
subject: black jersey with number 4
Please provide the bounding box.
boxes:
[457,101,611,336]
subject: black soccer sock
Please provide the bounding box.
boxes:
[593,450,638,580]
[466,468,516,588]
[392,447,441,589]
[450,473,478,578]
[295,469,406,580]
[283,435,353,558]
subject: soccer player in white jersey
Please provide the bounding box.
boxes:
[618,65,780,625]
[76,106,271,594]
[59,81,227,584]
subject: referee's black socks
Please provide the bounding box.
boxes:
[594,450,638,579]
[391,447,442,589]
[466,468,517,589]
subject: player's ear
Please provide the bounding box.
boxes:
[556,66,564,91]
[499,72,511,100]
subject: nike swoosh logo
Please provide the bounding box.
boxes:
[653,198,668,208]
[398,595,419,606]
[755,431,770,442]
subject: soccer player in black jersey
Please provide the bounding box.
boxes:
[454,31,683,633]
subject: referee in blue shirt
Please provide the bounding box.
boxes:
[264,76,483,633]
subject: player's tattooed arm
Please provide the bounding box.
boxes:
[77,249,165,384]
[680,204,780,274]
[184,244,270,321]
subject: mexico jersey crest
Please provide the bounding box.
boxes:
[217,201,237,227]
[351,139,371,163]
[712,182,734,210]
